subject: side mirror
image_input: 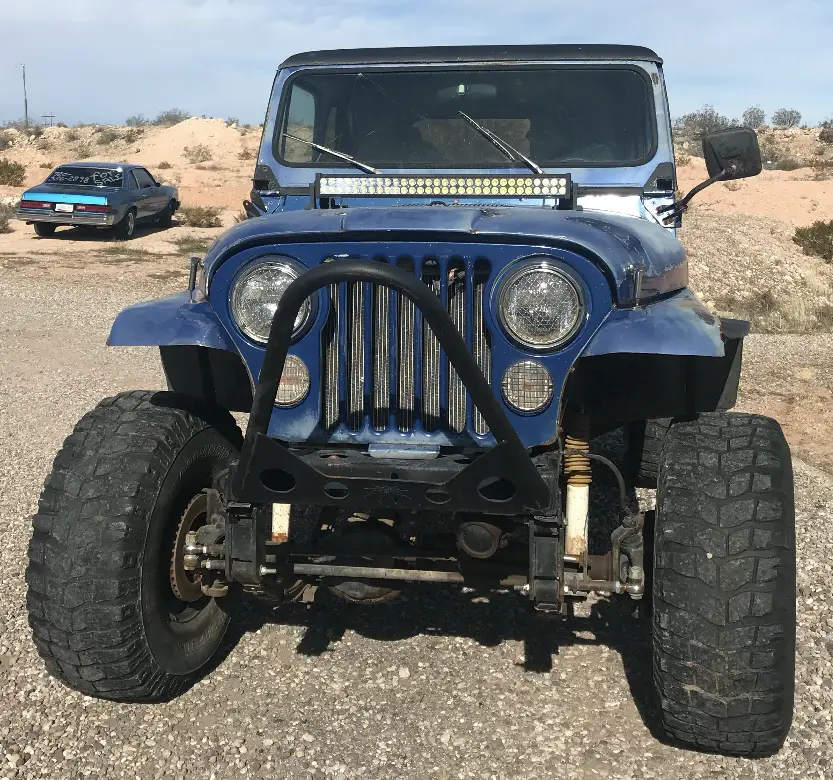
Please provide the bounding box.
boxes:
[659,126,762,225]
[703,127,762,180]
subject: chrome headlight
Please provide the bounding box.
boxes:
[230,259,311,343]
[499,261,583,349]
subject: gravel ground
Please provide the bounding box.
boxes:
[1,275,831,780]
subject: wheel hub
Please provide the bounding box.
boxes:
[170,493,208,602]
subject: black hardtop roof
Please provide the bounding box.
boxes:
[280,44,662,69]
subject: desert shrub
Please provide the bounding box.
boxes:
[675,153,691,167]
[96,129,120,145]
[158,160,172,169]
[774,157,806,171]
[179,205,222,228]
[0,159,26,186]
[75,144,93,159]
[125,114,149,127]
[39,161,53,169]
[741,105,766,129]
[723,180,743,191]
[234,208,248,224]
[673,105,734,140]
[36,138,51,151]
[184,144,213,164]
[794,220,833,261]
[0,132,11,151]
[56,122,67,128]
[772,108,802,128]
[819,121,833,145]
[0,202,14,234]
[810,159,833,178]
[124,128,143,144]
[154,108,190,127]
[65,129,80,142]
[225,117,240,127]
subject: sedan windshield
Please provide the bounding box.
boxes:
[45,167,124,187]
[278,66,655,169]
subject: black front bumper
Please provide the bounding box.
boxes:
[230,260,555,515]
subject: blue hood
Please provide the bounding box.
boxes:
[204,206,687,302]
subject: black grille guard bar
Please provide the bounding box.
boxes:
[231,260,552,512]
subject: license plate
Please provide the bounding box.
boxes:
[55,203,74,213]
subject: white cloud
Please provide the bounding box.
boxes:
[0,0,828,125]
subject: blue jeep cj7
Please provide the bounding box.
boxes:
[28,45,795,757]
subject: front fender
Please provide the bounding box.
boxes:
[107,291,236,350]
[582,288,724,358]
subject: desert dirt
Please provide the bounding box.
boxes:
[0,120,832,778]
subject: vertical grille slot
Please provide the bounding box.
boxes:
[322,281,340,429]
[447,264,467,433]
[397,267,416,432]
[421,261,442,432]
[346,281,365,430]
[372,284,391,430]
[472,270,491,435]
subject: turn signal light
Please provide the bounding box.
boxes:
[19,200,51,209]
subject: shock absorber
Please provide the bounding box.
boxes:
[563,417,592,559]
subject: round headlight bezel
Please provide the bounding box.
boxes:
[229,257,316,345]
[501,359,555,414]
[496,258,585,351]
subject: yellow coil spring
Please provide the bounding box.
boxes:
[564,434,592,486]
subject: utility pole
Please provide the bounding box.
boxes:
[41,114,55,127]
[22,64,29,132]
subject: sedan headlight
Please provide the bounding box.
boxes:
[499,261,582,349]
[231,259,311,343]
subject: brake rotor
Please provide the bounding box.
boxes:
[170,492,208,602]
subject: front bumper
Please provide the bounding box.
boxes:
[16,209,114,227]
[230,260,555,515]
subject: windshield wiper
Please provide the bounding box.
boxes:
[283,133,380,175]
[458,112,543,175]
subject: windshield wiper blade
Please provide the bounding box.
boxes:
[283,133,380,174]
[458,111,543,175]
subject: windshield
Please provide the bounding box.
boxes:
[45,167,124,187]
[277,66,655,169]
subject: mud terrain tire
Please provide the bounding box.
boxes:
[653,412,795,757]
[624,417,674,488]
[26,391,243,702]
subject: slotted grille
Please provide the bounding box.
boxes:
[321,258,491,437]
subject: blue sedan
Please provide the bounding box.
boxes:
[16,162,180,239]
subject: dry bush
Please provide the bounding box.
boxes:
[741,105,766,129]
[225,117,240,127]
[774,157,806,171]
[238,147,255,160]
[233,208,248,224]
[124,128,143,144]
[74,144,93,160]
[96,129,120,145]
[0,132,11,152]
[820,122,833,145]
[65,129,80,142]
[793,220,833,261]
[125,115,149,127]
[772,108,802,129]
[714,288,833,334]
[0,159,26,186]
[810,159,833,179]
[157,160,172,169]
[184,144,213,164]
[170,234,213,255]
[723,180,743,191]
[0,202,15,234]
[179,205,222,228]
[39,161,53,169]
[154,108,190,127]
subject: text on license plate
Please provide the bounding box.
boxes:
[55,203,74,212]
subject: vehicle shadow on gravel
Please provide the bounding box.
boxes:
[34,222,178,241]
[215,432,671,746]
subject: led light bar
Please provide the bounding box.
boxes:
[317,174,571,199]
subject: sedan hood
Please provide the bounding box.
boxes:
[205,206,688,301]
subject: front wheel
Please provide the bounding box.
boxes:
[27,391,243,701]
[653,412,795,757]
[34,222,57,237]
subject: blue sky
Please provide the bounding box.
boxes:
[1,0,830,126]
